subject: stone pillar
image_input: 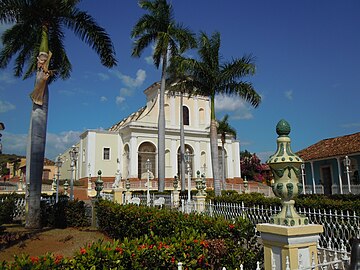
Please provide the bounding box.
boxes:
[257,120,324,270]
[257,223,323,269]
[194,195,206,213]
[113,188,124,204]
[172,190,180,208]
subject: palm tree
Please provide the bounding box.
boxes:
[166,56,194,192]
[169,32,261,196]
[131,0,196,191]
[0,0,116,228]
[217,114,237,190]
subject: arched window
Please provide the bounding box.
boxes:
[138,142,156,179]
[183,106,189,126]
[199,108,205,125]
[123,144,130,179]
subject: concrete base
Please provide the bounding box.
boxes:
[257,223,323,270]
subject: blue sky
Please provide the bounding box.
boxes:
[0,0,359,162]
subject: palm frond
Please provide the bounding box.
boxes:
[64,9,117,68]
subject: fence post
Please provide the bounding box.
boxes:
[349,238,360,270]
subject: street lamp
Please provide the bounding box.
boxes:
[55,155,63,203]
[185,148,192,203]
[145,159,151,206]
[69,145,79,201]
[301,163,306,194]
[343,156,352,193]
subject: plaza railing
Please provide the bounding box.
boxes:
[204,201,358,253]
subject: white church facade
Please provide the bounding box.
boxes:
[59,82,241,187]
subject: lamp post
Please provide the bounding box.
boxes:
[69,145,78,201]
[343,156,352,193]
[55,155,63,203]
[301,163,306,194]
[145,158,151,206]
[185,148,192,203]
[87,163,92,190]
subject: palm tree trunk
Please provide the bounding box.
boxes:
[25,82,49,229]
[210,96,221,196]
[221,139,226,190]
[180,93,186,191]
[158,53,167,192]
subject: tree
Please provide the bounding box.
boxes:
[240,150,262,181]
[167,32,261,196]
[0,0,116,228]
[131,0,196,191]
[166,53,197,192]
[217,114,237,190]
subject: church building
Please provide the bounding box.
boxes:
[59,82,241,187]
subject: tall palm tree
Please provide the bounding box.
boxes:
[131,0,196,191]
[170,32,261,196]
[166,56,195,192]
[217,114,237,190]
[0,0,116,228]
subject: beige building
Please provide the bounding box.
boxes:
[59,82,241,186]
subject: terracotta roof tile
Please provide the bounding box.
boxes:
[297,132,360,161]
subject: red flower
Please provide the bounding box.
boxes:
[193,239,198,243]
[200,240,209,248]
[115,247,123,254]
[228,224,235,229]
[171,257,175,264]
[54,255,63,265]
[30,257,39,263]
[80,248,87,255]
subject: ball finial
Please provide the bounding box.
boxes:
[276,119,291,136]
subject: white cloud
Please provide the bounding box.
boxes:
[145,56,153,65]
[98,72,110,81]
[100,96,108,102]
[0,72,16,84]
[284,90,293,100]
[0,100,15,112]
[2,130,82,160]
[215,95,254,120]
[111,69,146,88]
[116,96,126,105]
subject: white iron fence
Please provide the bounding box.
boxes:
[204,201,359,252]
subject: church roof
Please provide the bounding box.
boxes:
[108,106,147,132]
[297,132,360,161]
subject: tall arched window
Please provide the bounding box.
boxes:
[123,144,130,179]
[183,106,189,126]
[199,108,205,126]
[138,142,156,179]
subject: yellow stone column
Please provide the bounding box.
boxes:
[257,223,323,269]
[257,120,324,269]
[113,188,124,204]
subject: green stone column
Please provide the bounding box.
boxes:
[266,119,307,226]
[257,120,323,270]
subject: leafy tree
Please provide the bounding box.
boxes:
[240,150,262,181]
[217,114,237,189]
[167,32,261,196]
[0,0,116,228]
[131,0,196,191]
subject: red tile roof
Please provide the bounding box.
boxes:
[297,132,360,161]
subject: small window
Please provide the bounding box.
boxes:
[183,106,189,126]
[103,147,110,160]
[82,149,86,162]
